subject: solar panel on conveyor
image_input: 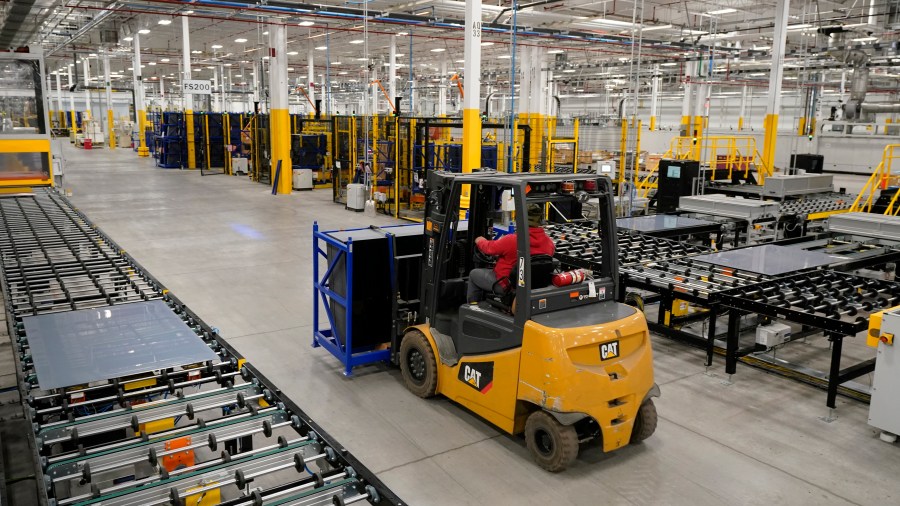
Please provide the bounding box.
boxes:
[0,189,405,506]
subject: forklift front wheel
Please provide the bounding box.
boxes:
[524,411,579,472]
[399,330,437,398]
[630,398,658,444]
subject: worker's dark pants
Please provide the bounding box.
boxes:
[467,268,498,303]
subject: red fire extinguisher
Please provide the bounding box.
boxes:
[552,269,587,287]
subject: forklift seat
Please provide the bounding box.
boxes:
[487,254,556,314]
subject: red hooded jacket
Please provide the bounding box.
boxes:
[476,227,555,287]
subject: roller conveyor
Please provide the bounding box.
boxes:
[0,189,405,506]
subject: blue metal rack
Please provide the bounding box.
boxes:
[156,112,184,168]
[312,222,403,376]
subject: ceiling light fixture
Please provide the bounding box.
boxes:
[481,41,494,46]
[211,44,223,49]
[287,51,299,55]
[430,48,446,52]
[138,29,150,34]
[396,32,409,36]
[299,21,314,26]
[641,24,673,32]
[315,46,327,50]
[191,50,202,54]
[123,36,133,41]
[349,39,364,44]
[547,49,564,54]
[235,38,247,43]
[158,19,172,25]
[160,58,170,62]
[707,8,737,15]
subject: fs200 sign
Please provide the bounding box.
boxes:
[183,80,212,95]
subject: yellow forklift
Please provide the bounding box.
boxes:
[398,171,658,471]
[314,170,658,471]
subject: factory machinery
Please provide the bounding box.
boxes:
[545,212,900,410]
[0,189,404,506]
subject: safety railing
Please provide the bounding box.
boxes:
[636,135,772,197]
[850,144,900,214]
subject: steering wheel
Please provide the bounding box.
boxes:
[474,246,497,268]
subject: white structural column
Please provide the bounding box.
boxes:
[518,46,531,116]
[269,23,291,194]
[461,0,482,174]
[182,16,196,167]
[546,70,555,117]
[738,84,748,130]
[83,57,91,121]
[389,37,397,112]
[54,70,62,127]
[212,69,219,112]
[761,0,790,177]
[649,64,660,130]
[439,60,447,116]
[133,33,149,156]
[67,64,76,132]
[307,47,315,115]
[681,60,694,135]
[103,51,115,148]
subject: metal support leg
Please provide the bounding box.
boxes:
[826,333,843,411]
[724,309,741,384]
[705,306,717,368]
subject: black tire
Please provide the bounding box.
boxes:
[399,330,438,398]
[524,411,579,472]
[630,399,658,444]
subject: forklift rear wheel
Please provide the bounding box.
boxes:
[399,330,437,398]
[630,398,658,444]
[524,411,579,472]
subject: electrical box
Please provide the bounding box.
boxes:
[755,322,791,348]
[656,159,700,213]
[346,183,367,212]
[869,309,900,441]
[292,168,313,190]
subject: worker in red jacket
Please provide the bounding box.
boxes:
[467,204,556,303]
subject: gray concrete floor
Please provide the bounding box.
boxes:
[56,143,898,506]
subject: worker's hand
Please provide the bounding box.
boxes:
[475,236,486,247]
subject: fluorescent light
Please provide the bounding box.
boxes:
[235,38,247,43]
[431,48,446,52]
[349,39,364,44]
[481,41,494,46]
[191,50,202,54]
[592,18,636,27]
[498,55,510,59]
[660,62,678,66]
[88,53,97,57]
[749,72,766,76]
[206,66,215,69]
[211,44,223,49]
[753,45,771,50]
[356,57,368,61]
[332,61,341,65]
[455,59,465,63]
[348,79,358,82]
[160,58,170,62]
[138,29,150,34]
[852,36,878,42]
[547,49,564,54]
[158,19,172,25]
[641,24,672,32]
[787,24,812,30]
[315,46,327,50]
[298,21,314,27]
[123,36,133,41]
[148,62,156,66]
[707,8,737,15]
[287,51,298,55]
[224,63,232,66]
[263,31,268,35]
[287,67,294,71]
[396,32,409,36]
[184,10,194,14]
[339,71,348,75]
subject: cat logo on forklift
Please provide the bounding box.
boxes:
[600,340,620,360]
[458,362,494,393]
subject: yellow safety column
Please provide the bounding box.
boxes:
[649,64,660,131]
[182,16,196,168]
[103,50,116,149]
[761,0,790,178]
[269,24,292,194]
[133,33,149,156]
[738,84,748,131]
